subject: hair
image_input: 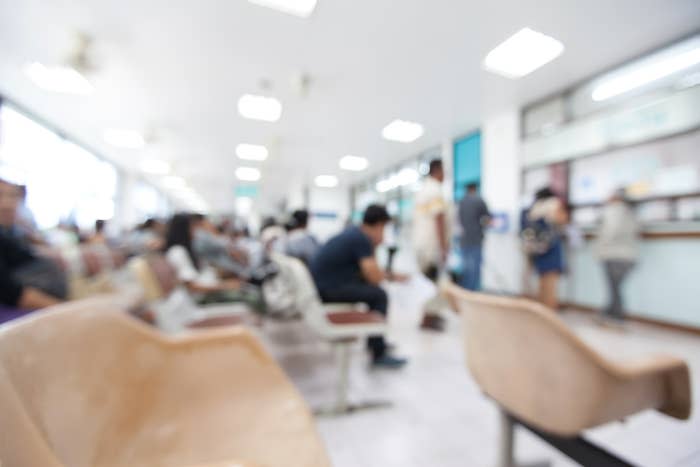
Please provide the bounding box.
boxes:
[164,213,199,269]
[290,209,309,229]
[142,218,156,230]
[95,219,106,233]
[261,216,278,231]
[362,204,391,226]
[190,213,205,223]
[535,187,556,201]
[428,159,443,176]
[466,182,478,192]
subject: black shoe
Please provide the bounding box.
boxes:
[372,355,408,369]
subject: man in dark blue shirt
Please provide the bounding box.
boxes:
[311,204,408,368]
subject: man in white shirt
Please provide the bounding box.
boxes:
[413,159,449,331]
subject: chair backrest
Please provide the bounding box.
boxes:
[129,254,178,301]
[273,253,326,330]
[446,284,643,435]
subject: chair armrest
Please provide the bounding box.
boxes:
[323,303,368,312]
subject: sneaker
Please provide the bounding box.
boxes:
[372,355,408,369]
[420,314,445,332]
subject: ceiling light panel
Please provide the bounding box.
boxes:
[103,129,146,149]
[339,155,369,171]
[236,167,262,181]
[238,94,282,122]
[248,0,318,18]
[315,175,338,188]
[483,28,564,79]
[24,62,94,95]
[236,143,269,161]
[382,119,424,143]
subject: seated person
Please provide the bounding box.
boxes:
[0,179,63,322]
[163,213,263,313]
[125,218,165,256]
[285,209,320,266]
[310,204,408,369]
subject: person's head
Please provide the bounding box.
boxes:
[261,216,278,232]
[466,182,478,195]
[361,204,391,246]
[0,178,20,226]
[95,219,106,234]
[609,188,631,205]
[164,213,199,268]
[291,209,310,230]
[428,159,444,183]
[535,187,556,201]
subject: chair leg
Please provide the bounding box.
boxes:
[500,409,515,467]
[334,342,351,413]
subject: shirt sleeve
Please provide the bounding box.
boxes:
[166,246,199,283]
[417,182,447,216]
[351,231,374,261]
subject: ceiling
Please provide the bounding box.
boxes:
[1,0,699,212]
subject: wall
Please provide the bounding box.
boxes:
[480,109,524,294]
[308,185,349,241]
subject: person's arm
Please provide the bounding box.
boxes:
[184,278,241,295]
[360,257,386,285]
[435,212,448,261]
[17,287,62,309]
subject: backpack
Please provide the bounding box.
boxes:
[520,217,557,256]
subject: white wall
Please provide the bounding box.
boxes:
[308,185,349,241]
[480,109,524,294]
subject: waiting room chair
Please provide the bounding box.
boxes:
[0,296,331,467]
[290,254,389,415]
[444,283,692,467]
[128,255,251,333]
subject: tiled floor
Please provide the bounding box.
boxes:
[258,266,700,467]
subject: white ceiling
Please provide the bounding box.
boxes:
[1,0,699,212]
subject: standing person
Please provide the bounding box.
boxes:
[311,204,409,368]
[458,183,491,291]
[413,159,449,331]
[595,189,640,325]
[525,188,568,310]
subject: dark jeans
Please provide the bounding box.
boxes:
[319,283,388,360]
[460,245,483,291]
[602,260,635,321]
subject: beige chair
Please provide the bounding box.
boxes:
[444,283,692,467]
[0,297,330,467]
[129,255,252,332]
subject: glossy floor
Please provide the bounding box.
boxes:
[259,274,700,467]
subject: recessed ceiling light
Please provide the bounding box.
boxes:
[592,46,700,101]
[140,159,171,175]
[483,28,564,79]
[236,167,262,181]
[23,62,94,95]
[382,119,424,143]
[238,94,282,122]
[236,143,269,161]
[103,129,146,149]
[315,175,338,188]
[339,155,369,171]
[247,0,318,18]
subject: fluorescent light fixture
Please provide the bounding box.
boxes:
[163,176,187,189]
[339,155,369,171]
[103,129,146,149]
[314,175,338,188]
[483,28,564,79]
[236,143,269,161]
[592,46,700,101]
[140,159,170,175]
[236,167,262,181]
[24,62,94,95]
[381,119,424,143]
[238,94,282,122]
[248,0,317,18]
[396,167,419,186]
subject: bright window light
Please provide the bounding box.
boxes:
[339,155,368,171]
[483,28,564,79]
[315,175,338,188]
[381,119,424,143]
[592,46,700,101]
[235,196,254,215]
[236,143,269,161]
[24,62,94,95]
[236,167,262,181]
[396,167,419,186]
[163,175,187,189]
[248,0,318,18]
[238,94,282,122]
[140,159,170,175]
[103,129,146,149]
